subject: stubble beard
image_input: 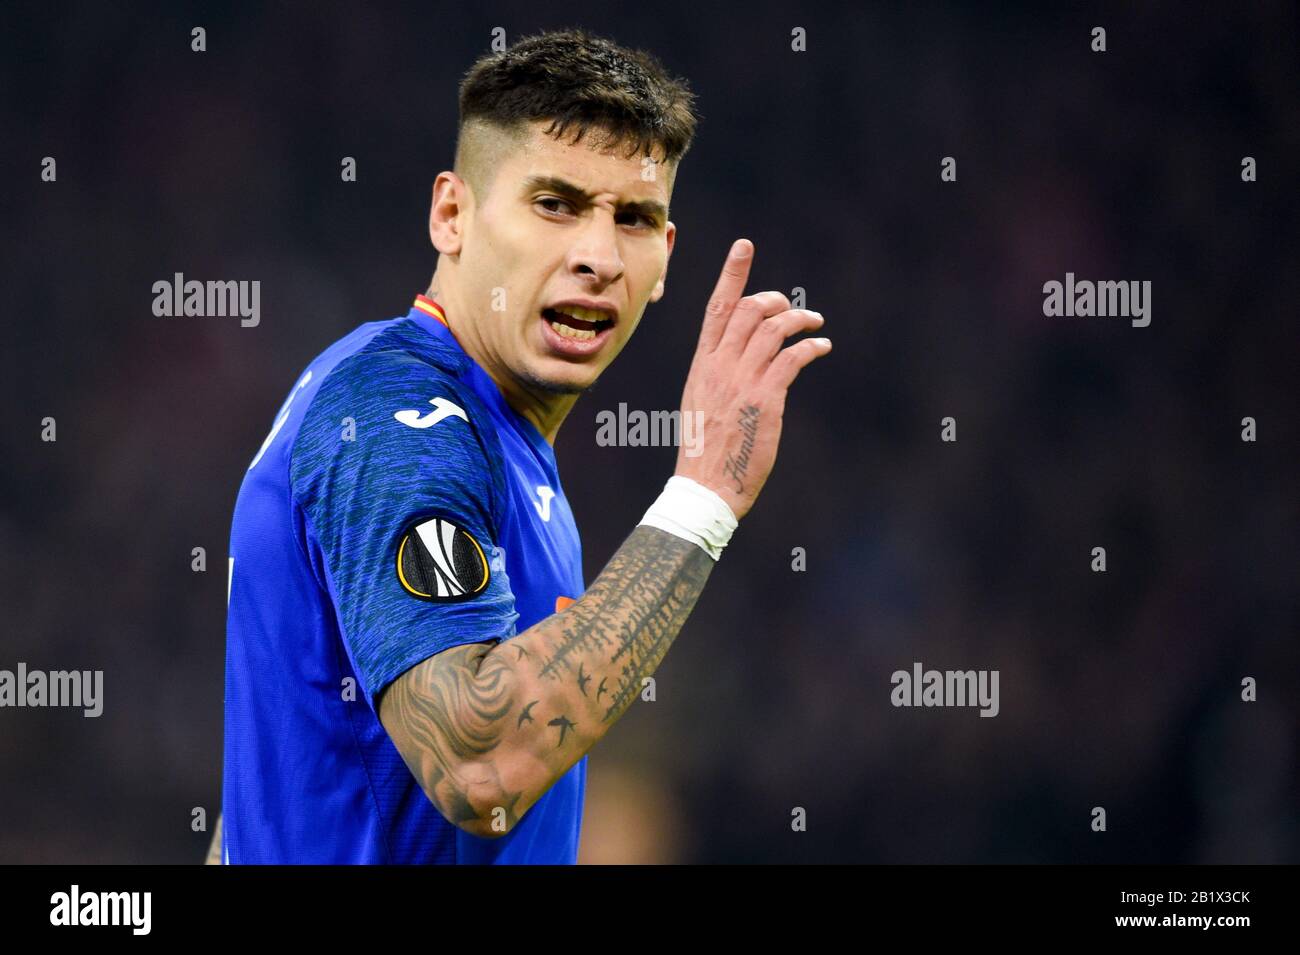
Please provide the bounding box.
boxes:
[519,361,597,396]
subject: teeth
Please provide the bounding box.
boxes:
[549,319,598,341]
[552,306,612,324]
[545,305,612,342]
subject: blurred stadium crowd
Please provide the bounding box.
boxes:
[1,3,1294,862]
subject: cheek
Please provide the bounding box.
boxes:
[614,315,641,347]
[636,250,667,291]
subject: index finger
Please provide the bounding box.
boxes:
[697,238,754,354]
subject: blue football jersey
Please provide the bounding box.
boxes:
[221,294,587,863]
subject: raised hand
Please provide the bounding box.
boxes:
[673,239,831,521]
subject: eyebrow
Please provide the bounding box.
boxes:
[521,174,667,223]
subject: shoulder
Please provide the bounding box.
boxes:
[306,315,474,411]
[288,322,507,511]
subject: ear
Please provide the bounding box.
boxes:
[429,171,468,255]
[648,221,676,303]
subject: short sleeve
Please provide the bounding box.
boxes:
[289,353,520,717]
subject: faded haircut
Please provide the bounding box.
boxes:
[454,27,700,203]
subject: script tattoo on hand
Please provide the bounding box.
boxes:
[721,404,760,494]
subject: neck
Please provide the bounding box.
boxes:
[427,278,577,447]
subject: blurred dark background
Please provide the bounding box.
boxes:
[1,1,1295,863]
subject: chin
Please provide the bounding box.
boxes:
[524,362,600,395]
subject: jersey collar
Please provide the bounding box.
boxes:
[411,293,451,332]
[407,294,558,469]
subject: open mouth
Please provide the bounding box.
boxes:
[541,306,616,341]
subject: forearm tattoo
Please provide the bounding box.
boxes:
[380,524,714,831]
[537,525,714,723]
[382,642,524,830]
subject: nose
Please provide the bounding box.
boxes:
[567,210,624,287]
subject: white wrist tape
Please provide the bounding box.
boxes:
[638,476,738,561]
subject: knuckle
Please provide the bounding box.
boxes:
[742,291,787,312]
[774,349,802,373]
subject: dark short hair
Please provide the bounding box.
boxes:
[457,27,700,170]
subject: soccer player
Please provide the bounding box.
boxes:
[211,28,830,864]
